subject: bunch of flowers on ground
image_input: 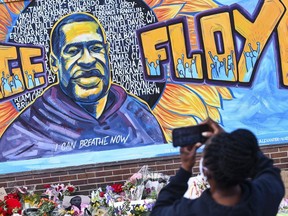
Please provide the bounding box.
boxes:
[43,183,77,202]
[0,191,22,216]
[37,198,57,215]
[278,198,288,214]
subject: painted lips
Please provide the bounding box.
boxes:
[72,69,103,88]
[73,77,101,88]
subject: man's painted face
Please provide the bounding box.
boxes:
[56,21,111,103]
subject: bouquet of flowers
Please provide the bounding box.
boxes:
[129,202,154,216]
[43,183,77,202]
[142,172,170,199]
[278,198,288,214]
[89,187,111,215]
[0,192,22,216]
[16,186,40,209]
[123,166,149,201]
[184,175,210,199]
[37,198,57,215]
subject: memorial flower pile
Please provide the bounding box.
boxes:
[0,192,22,216]
[43,183,77,201]
[278,198,288,214]
[37,198,57,215]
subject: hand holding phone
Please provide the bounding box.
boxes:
[172,124,210,147]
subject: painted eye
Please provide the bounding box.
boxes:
[66,47,80,56]
[90,45,104,54]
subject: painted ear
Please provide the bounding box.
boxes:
[50,53,59,74]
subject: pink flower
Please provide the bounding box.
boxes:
[130,173,142,184]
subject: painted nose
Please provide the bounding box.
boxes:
[77,48,96,68]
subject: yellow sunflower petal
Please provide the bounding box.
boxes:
[154,105,197,128]
[0,22,9,42]
[153,105,198,142]
[184,84,222,108]
[162,128,172,142]
[159,83,208,119]
[215,86,234,100]
[161,0,218,12]
[5,1,26,14]
[145,0,162,9]
[206,105,221,123]
[0,101,18,137]
[153,4,184,21]
[0,4,12,26]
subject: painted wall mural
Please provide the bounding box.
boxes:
[0,0,287,174]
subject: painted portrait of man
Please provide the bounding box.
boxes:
[0,12,166,161]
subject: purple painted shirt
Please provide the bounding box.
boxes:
[0,84,166,161]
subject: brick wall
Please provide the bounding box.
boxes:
[0,144,287,196]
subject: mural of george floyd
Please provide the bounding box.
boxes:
[0,0,288,176]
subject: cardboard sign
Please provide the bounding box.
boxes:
[0,187,7,201]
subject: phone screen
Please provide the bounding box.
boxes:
[172,124,210,147]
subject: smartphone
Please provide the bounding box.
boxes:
[172,124,210,147]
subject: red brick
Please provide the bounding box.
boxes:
[51,171,68,176]
[262,147,279,153]
[42,177,60,183]
[280,158,288,163]
[70,179,88,185]
[121,163,139,169]
[276,164,288,169]
[87,177,105,184]
[271,152,287,158]
[149,165,166,171]
[165,164,180,170]
[59,175,77,181]
[85,167,104,172]
[25,179,42,185]
[156,160,173,165]
[105,176,123,182]
[104,165,121,170]
[113,169,131,175]
[78,173,95,179]
[96,171,113,177]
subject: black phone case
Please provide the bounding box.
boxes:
[172,124,210,147]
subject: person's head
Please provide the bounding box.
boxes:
[50,12,111,103]
[202,129,259,189]
[70,195,82,208]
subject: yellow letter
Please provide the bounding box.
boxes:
[19,47,45,90]
[0,45,21,98]
[199,12,237,81]
[168,21,203,80]
[140,26,168,77]
[233,0,285,82]
[276,0,288,87]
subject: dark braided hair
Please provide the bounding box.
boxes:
[203,129,259,188]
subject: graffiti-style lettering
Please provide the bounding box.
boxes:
[233,0,285,83]
[0,43,46,102]
[137,0,287,87]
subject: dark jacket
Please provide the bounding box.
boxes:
[151,151,284,216]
